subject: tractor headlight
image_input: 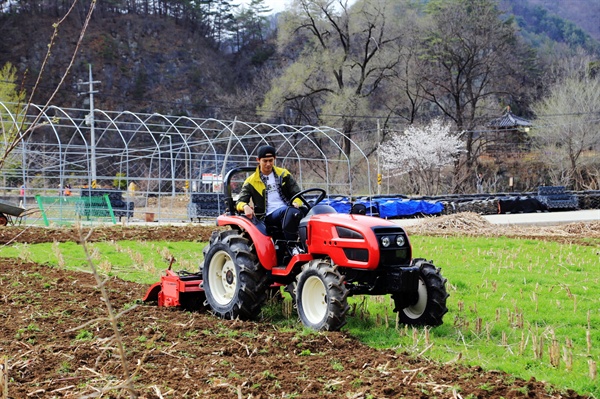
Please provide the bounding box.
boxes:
[381,236,391,248]
[395,235,406,247]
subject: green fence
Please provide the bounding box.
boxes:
[35,195,117,226]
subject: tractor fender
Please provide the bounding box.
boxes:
[217,214,277,269]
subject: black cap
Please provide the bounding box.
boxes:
[257,145,276,159]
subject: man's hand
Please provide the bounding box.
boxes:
[243,204,254,218]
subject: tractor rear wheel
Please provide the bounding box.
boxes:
[394,259,448,327]
[295,260,349,331]
[201,229,268,320]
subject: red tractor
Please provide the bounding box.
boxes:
[146,166,448,331]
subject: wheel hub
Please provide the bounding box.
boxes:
[302,275,328,324]
[208,251,238,306]
[225,269,234,285]
[404,279,427,318]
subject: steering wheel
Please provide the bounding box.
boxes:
[289,188,327,211]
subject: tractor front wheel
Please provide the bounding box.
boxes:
[394,259,449,327]
[295,260,349,331]
[201,230,268,320]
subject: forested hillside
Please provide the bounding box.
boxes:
[501,0,600,54]
[1,0,599,193]
[0,0,274,120]
[1,0,597,119]
[516,0,600,42]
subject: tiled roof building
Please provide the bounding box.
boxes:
[485,107,532,155]
[488,109,532,129]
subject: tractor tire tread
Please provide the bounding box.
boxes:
[395,259,449,327]
[202,229,268,321]
[296,261,349,331]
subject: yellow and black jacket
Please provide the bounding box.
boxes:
[236,165,302,219]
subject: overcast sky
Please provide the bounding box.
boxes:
[262,0,288,13]
[234,0,356,15]
[234,0,288,14]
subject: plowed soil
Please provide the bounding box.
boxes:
[1,218,597,398]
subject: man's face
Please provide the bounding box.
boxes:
[258,156,275,175]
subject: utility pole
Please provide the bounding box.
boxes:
[78,64,101,189]
[377,119,381,195]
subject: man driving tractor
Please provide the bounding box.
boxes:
[146,149,449,331]
[235,144,304,244]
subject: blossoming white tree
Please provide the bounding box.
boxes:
[379,119,464,195]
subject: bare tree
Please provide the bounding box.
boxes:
[416,0,536,190]
[1,2,140,397]
[372,3,429,128]
[260,0,407,157]
[1,1,97,171]
[531,61,600,190]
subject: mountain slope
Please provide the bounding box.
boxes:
[1,12,252,117]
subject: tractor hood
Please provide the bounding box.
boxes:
[300,213,412,270]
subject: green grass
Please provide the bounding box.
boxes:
[346,236,600,397]
[0,235,598,396]
[0,240,206,284]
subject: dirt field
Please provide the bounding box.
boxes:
[1,217,598,398]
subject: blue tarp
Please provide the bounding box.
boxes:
[321,197,352,214]
[399,199,444,217]
[379,198,444,218]
[325,197,443,218]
